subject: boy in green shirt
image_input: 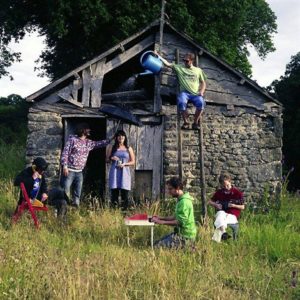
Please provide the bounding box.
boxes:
[156,51,207,130]
[152,177,197,249]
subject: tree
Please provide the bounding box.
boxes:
[0,0,277,80]
[0,94,24,105]
[269,53,300,190]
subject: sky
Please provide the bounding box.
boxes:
[0,0,299,98]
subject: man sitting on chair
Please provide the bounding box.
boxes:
[14,157,67,218]
[208,173,245,242]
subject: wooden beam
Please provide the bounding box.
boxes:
[82,68,91,107]
[198,122,207,220]
[58,84,84,108]
[104,35,154,73]
[176,48,183,180]
[195,50,207,221]
[102,90,148,101]
[154,32,162,113]
[91,59,106,108]
[71,78,82,101]
[65,98,84,108]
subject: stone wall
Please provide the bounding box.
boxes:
[162,104,283,203]
[26,109,63,187]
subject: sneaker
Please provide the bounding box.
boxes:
[192,123,200,130]
[212,229,222,243]
[181,123,190,130]
[221,232,231,240]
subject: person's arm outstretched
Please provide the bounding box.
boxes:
[154,51,173,68]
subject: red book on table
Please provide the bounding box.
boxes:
[125,213,148,220]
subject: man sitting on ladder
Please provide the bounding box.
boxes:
[155,51,207,130]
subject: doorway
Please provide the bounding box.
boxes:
[63,117,107,202]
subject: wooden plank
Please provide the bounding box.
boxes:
[57,84,73,101]
[136,125,154,170]
[134,171,153,201]
[102,90,148,102]
[176,48,183,180]
[154,33,162,113]
[82,68,91,107]
[71,78,82,101]
[62,114,103,118]
[152,124,163,199]
[104,35,154,73]
[198,122,207,219]
[65,98,84,108]
[91,60,106,108]
[123,123,137,202]
[195,51,207,220]
[105,119,119,205]
[205,91,265,110]
[43,93,61,104]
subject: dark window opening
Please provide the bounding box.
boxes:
[102,46,155,96]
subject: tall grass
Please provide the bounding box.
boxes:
[0,107,299,299]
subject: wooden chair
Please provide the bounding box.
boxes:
[12,182,48,229]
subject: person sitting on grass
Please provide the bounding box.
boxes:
[208,173,245,242]
[152,177,197,249]
[14,157,68,218]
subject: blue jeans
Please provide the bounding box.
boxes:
[177,91,205,112]
[62,171,83,206]
[154,233,191,249]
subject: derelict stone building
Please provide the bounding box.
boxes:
[26,20,282,203]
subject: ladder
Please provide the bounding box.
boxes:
[176,49,207,221]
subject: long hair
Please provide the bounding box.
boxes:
[111,130,129,155]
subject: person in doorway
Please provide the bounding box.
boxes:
[152,177,197,249]
[208,173,245,242]
[14,157,68,218]
[61,123,111,208]
[106,130,135,210]
[155,51,207,130]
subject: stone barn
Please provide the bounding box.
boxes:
[26,20,282,204]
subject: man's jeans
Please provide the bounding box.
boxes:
[154,233,193,249]
[62,171,83,206]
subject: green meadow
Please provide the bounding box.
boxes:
[0,104,299,299]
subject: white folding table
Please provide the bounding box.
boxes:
[124,219,155,249]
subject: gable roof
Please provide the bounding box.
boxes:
[27,19,280,106]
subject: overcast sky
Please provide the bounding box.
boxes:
[0,0,299,98]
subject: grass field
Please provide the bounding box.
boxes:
[0,105,299,299]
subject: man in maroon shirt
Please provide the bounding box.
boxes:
[208,173,245,242]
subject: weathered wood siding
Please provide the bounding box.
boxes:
[106,119,163,200]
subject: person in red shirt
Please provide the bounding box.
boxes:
[208,173,245,242]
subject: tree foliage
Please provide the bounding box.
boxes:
[270,53,300,190]
[0,0,277,79]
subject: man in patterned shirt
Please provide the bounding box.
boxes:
[61,123,111,207]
